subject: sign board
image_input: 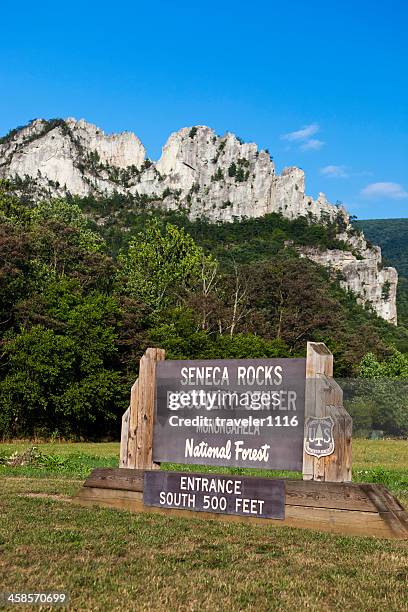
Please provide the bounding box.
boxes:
[144,471,285,519]
[153,358,306,471]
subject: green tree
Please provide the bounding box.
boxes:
[352,351,408,436]
[0,281,125,439]
[207,334,289,359]
[228,162,237,177]
[28,199,103,253]
[235,166,245,182]
[359,350,408,379]
[118,219,216,312]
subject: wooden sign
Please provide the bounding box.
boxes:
[144,471,285,519]
[119,343,352,484]
[153,358,306,471]
[75,343,407,540]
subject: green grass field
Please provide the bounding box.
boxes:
[1,440,407,611]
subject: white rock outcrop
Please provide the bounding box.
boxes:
[0,118,398,324]
[0,118,146,197]
[299,245,398,324]
[0,121,342,222]
[134,127,343,223]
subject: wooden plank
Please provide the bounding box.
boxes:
[119,407,130,468]
[378,484,408,513]
[323,379,352,483]
[323,404,352,483]
[126,378,139,469]
[73,486,408,539]
[85,468,144,492]
[283,506,408,539]
[82,469,405,515]
[137,348,165,470]
[286,481,386,512]
[76,486,144,507]
[303,342,333,481]
[126,348,166,470]
[306,342,333,378]
[87,467,144,482]
[360,483,408,536]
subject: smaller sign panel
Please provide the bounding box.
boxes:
[144,471,285,520]
[304,415,335,458]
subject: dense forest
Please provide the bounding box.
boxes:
[356,218,408,277]
[1,181,407,440]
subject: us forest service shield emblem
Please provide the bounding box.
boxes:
[304,415,335,458]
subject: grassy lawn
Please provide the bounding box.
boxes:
[0,440,407,611]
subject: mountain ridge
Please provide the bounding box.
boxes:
[0,117,343,222]
[0,117,398,325]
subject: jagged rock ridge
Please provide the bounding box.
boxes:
[0,119,342,221]
[0,118,398,324]
[299,235,398,325]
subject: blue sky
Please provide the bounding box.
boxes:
[1,0,407,219]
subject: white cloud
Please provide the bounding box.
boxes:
[360,182,408,200]
[300,138,324,151]
[281,123,319,142]
[320,165,349,178]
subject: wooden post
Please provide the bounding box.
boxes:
[122,347,165,470]
[119,407,130,468]
[303,342,352,482]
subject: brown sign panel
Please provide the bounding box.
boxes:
[153,358,306,471]
[144,471,285,519]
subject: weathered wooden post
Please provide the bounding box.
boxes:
[302,342,352,482]
[120,348,165,470]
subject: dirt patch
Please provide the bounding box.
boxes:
[20,493,73,502]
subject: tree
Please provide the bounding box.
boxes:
[352,351,408,436]
[225,262,250,336]
[0,282,125,439]
[235,166,245,182]
[118,219,216,313]
[228,163,237,177]
[206,334,289,359]
[28,199,103,254]
[0,180,30,224]
[212,167,223,181]
[0,223,33,328]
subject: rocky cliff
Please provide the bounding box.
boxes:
[0,119,341,222]
[0,118,398,324]
[0,118,146,197]
[299,245,398,325]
